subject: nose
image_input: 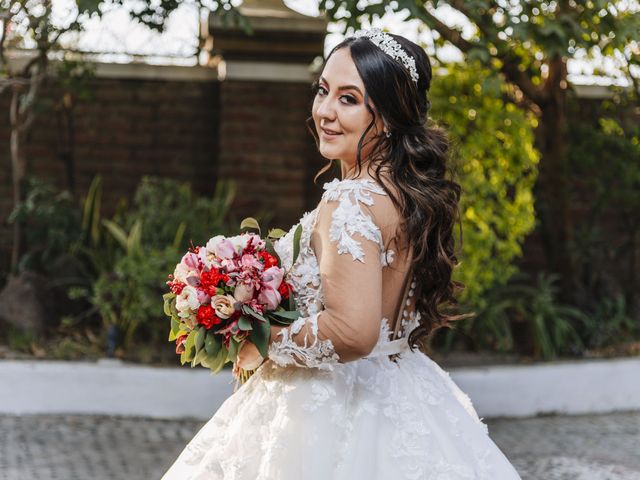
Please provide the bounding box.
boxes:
[315,94,337,124]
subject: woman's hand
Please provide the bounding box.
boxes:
[236,339,265,371]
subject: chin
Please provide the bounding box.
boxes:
[319,145,342,160]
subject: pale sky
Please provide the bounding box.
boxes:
[47,0,636,86]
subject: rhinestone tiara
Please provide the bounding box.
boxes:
[352,28,419,84]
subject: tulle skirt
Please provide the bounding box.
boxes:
[162,347,521,480]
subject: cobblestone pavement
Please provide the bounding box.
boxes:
[0,411,638,480]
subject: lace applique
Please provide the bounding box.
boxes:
[268,311,339,370]
[322,178,387,263]
[267,179,390,370]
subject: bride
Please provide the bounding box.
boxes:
[163,28,522,480]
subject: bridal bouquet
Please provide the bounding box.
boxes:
[163,218,301,380]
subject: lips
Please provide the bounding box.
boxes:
[321,127,342,138]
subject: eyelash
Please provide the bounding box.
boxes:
[317,85,357,105]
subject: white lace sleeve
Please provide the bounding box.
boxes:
[267,179,389,369]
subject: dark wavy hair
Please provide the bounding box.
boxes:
[307,33,469,349]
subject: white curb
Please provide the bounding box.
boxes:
[1,357,638,419]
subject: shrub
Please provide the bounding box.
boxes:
[430,61,539,306]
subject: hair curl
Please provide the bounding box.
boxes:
[306,33,469,349]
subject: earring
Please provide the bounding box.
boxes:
[385,130,391,138]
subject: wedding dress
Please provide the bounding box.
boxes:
[162,177,522,480]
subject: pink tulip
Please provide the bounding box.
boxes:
[182,251,200,269]
[258,286,281,310]
[240,254,263,271]
[196,288,211,305]
[215,239,237,259]
[234,283,255,303]
[261,266,284,290]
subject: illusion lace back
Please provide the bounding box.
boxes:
[162,177,522,480]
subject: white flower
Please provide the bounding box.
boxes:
[176,285,200,317]
[229,233,266,253]
[205,235,226,254]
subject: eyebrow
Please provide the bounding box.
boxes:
[319,76,363,95]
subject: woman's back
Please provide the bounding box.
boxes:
[310,175,415,345]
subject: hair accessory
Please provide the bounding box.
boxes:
[353,28,419,84]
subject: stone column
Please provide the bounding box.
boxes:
[207,1,327,229]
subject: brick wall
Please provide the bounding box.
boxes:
[217,80,328,227]
[0,71,330,277]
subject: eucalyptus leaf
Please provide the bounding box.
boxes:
[248,320,271,358]
[242,304,267,323]
[268,228,287,239]
[240,217,260,232]
[185,329,197,352]
[227,337,240,362]
[237,315,253,331]
[271,310,301,321]
[195,326,206,351]
[204,331,222,357]
[292,224,302,264]
[209,347,228,374]
[192,347,208,367]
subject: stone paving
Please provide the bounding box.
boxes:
[0,411,638,480]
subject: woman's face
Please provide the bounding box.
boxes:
[312,47,385,170]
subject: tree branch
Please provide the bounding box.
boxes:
[415,4,475,53]
[446,0,546,105]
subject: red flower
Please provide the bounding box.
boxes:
[166,278,186,295]
[243,236,257,255]
[197,304,222,330]
[175,334,188,354]
[258,251,279,268]
[278,281,292,300]
[200,269,229,295]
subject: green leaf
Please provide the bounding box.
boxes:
[264,238,279,261]
[195,326,206,351]
[168,318,181,341]
[185,329,197,352]
[237,315,253,331]
[102,219,128,250]
[180,349,188,365]
[248,319,271,358]
[127,219,143,254]
[208,347,228,374]
[227,337,240,362]
[242,304,267,323]
[172,222,187,250]
[163,295,176,318]
[268,228,287,239]
[270,309,301,320]
[192,347,208,367]
[292,224,302,264]
[204,331,222,357]
[240,217,260,232]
